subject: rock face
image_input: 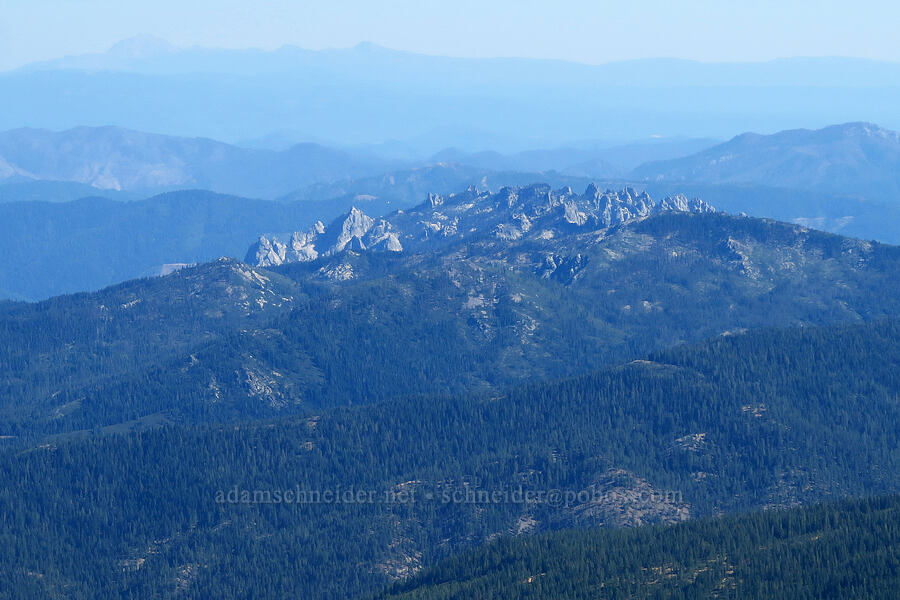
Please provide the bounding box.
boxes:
[246,236,287,268]
[247,184,714,267]
[247,209,402,268]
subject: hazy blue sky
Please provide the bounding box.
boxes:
[1,0,899,70]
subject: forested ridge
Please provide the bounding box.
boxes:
[1,319,899,598]
[378,494,900,599]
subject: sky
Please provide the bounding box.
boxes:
[1,0,899,71]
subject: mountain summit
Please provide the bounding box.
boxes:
[106,35,177,59]
[247,207,402,268]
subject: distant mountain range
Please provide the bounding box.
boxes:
[428,137,719,177]
[633,122,900,202]
[3,122,898,208]
[0,126,396,198]
[3,38,900,148]
[0,126,713,199]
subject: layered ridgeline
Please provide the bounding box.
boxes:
[0,126,395,198]
[5,184,900,437]
[378,494,900,600]
[2,320,900,598]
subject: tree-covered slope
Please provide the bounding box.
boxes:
[0,257,302,436]
[1,319,899,598]
[378,494,900,600]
